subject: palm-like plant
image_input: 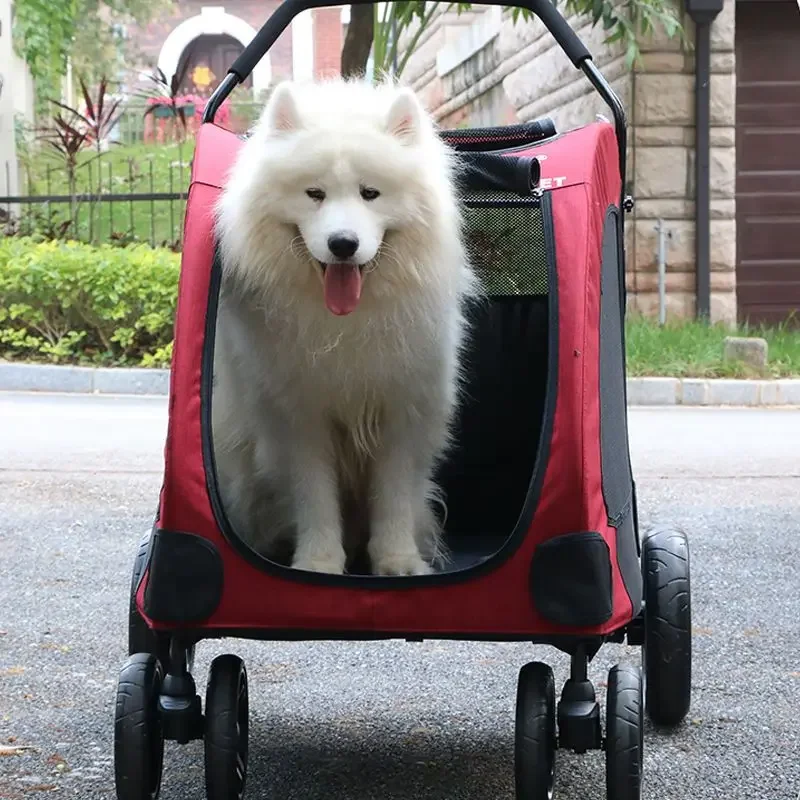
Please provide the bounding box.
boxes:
[44,75,125,238]
[50,76,124,152]
[38,109,92,231]
[140,64,196,167]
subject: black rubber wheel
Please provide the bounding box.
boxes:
[128,532,194,673]
[128,533,166,661]
[114,653,165,800]
[514,662,557,800]
[605,664,643,800]
[642,524,691,726]
[205,654,249,800]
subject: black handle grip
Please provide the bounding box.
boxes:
[228,0,590,86]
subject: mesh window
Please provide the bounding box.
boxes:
[463,191,549,296]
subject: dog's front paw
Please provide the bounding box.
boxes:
[292,551,347,575]
[372,552,433,577]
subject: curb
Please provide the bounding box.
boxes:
[1,363,800,406]
[626,376,800,406]
[0,363,169,396]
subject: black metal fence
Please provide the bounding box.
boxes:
[2,156,191,250]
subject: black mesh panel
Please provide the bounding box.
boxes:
[463,194,548,296]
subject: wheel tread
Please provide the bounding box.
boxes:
[642,526,692,727]
[204,654,249,800]
[114,653,164,800]
[514,662,556,800]
[605,665,643,800]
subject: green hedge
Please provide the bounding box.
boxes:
[0,237,179,367]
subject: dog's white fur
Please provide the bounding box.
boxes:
[212,78,478,576]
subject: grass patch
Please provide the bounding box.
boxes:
[16,142,196,247]
[625,315,800,378]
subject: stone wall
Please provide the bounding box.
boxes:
[628,1,736,323]
[401,1,737,324]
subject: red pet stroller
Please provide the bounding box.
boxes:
[114,1,692,798]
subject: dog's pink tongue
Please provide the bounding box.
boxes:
[323,264,362,315]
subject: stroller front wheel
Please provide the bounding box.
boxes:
[204,654,249,800]
[514,661,557,800]
[605,664,643,800]
[114,653,165,800]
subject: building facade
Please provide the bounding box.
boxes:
[123,1,346,98]
[401,0,799,327]
[1,0,36,200]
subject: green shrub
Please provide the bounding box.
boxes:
[0,237,179,367]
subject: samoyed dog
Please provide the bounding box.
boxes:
[212,78,478,576]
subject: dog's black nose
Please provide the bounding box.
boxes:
[327,232,359,260]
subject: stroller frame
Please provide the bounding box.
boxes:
[113,2,693,799]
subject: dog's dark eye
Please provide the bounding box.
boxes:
[306,188,326,202]
[360,186,380,201]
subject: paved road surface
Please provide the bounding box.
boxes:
[1,393,799,799]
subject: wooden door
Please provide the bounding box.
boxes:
[735,0,800,326]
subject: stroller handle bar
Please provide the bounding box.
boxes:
[201,0,628,205]
[232,0,589,83]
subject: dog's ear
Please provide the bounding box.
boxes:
[265,82,302,133]
[386,87,423,144]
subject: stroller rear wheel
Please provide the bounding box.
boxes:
[514,661,557,800]
[204,654,249,800]
[114,653,165,800]
[605,664,643,800]
[128,531,195,674]
[642,524,691,726]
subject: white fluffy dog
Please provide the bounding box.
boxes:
[212,78,478,576]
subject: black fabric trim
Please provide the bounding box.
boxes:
[598,204,641,614]
[614,511,642,617]
[132,527,154,601]
[458,152,540,195]
[530,532,613,627]
[142,529,224,623]
[200,191,559,589]
[599,206,632,527]
[631,479,641,558]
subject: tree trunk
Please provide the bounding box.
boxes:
[341,4,374,78]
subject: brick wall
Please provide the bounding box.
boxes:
[312,8,343,79]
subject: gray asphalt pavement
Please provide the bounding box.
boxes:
[1,393,799,800]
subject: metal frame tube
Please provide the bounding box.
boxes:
[694,20,712,319]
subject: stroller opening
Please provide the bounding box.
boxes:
[203,131,557,577]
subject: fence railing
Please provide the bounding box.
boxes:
[2,156,191,249]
